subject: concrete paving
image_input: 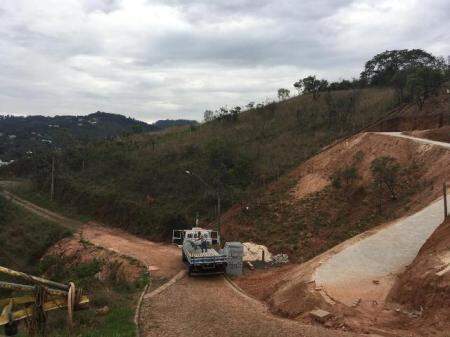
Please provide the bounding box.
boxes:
[314,133,450,306]
[374,132,450,149]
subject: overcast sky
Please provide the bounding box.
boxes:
[0,0,449,122]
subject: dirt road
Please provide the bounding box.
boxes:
[82,222,182,279]
[140,276,360,337]
[375,131,450,149]
[1,185,362,337]
[0,188,181,279]
[314,133,450,306]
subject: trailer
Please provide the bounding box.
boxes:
[172,227,228,276]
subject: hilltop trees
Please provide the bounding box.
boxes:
[301,76,328,100]
[360,49,442,86]
[277,88,290,101]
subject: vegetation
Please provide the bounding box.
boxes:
[5,86,399,241]
[226,155,427,262]
[371,156,400,201]
[2,49,447,246]
[0,194,147,337]
[0,112,197,161]
[34,253,147,337]
[0,195,71,274]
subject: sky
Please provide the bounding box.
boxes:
[0,0,449,122]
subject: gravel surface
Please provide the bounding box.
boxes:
[140,276,361,337]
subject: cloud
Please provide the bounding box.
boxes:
[0,0,448,122]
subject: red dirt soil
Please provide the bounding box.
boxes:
[81,222,183,280]
[45,233,147,283]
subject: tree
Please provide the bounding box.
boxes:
[293,80,303,95]
[302,75,328,100]
[390,70,408,102]
[204,110,214,122]
[277,88,290,101]
[360,49,441,86]
[406,66,445,110]
[371,156,400,200]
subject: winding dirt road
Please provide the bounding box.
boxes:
[0,185,359,337]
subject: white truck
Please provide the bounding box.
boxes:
[172,227,228,276]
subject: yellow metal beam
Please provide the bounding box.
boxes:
[0,296,89,326]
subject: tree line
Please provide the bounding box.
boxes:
[204,49,448,122]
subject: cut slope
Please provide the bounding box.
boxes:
[222,132,450,262]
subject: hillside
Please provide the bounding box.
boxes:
[0,112,197,161]
[0,194,70,273]
[221,127,450,263]
[3,87,407,238]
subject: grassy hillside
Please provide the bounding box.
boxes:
[5,87,400,240]
[0,194,147,337]
[0,195,70,273]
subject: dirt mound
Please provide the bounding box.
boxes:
[385,218,450,335]
[81,222,183,279]
[404,125,450,143]
[45,233,147,283]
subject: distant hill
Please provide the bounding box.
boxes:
[0,112,197,161]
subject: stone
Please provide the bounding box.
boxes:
[309,309,332,323]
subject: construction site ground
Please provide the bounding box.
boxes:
[1,130,449,337]
[0,184,362,337]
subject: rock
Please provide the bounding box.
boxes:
[96,306,110,316]
[372,279,380,284]
[272,253,289,264]
[309,309,332,323]
[352,298,361,307]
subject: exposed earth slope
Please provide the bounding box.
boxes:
[386,217,450,336]
[222,131,450,262]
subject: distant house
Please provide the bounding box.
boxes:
[41,139,53,144]
[0,132,3,137]
[8,135,16,139]
[0,160,14,167]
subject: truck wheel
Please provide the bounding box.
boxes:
[182,251,187,262]
[188,266,193,277]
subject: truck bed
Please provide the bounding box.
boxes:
[187,248,220,258]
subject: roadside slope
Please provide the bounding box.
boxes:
[222,131,450,262]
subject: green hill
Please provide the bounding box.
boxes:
[0,112,197,161]
[8,87,399,239]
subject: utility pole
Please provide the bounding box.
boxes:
[444,183,448,219]
[50,155,55,201]
[185,170,222,234]
[217,191,221,233]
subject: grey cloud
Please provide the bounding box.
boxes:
[0,0,449,122]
